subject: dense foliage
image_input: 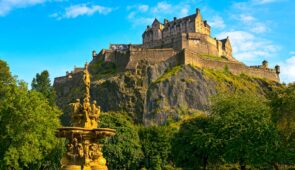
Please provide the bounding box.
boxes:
[31,70,56,105]
[1,59,295,169]
[0,60,63,169]
[210,93,280,169]
[139,126,176,170]
[269,84,295,167]
[172,115,220,170]
[99,112,143,170]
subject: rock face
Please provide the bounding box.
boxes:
[145,65,217,125]
[54,61,278,126]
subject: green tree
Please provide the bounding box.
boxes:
[99,112,143,170]
[172,115,220,170]
[0,61,63,169]
[31,70,56,105]
[211,92,279,170]
[269,83,295,168]
[0,60,13,84]
[139,126,176,170]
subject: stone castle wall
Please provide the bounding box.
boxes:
[183,33,235,61]
[93,47,279,82]
[143,32,234,61]
[183,49,279,82]
[96,48,178,71]
[126,48,177,70]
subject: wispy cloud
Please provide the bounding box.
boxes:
[239,14,255,24]
[127,4,149,12]
[251,0,280,5]
[233,14,269,33]
[0,0,48,16]
[126,1,191,27]
[51,4,112,20]
[233,0,281,9]
[151,2,172,14]
[280,55,295,83]
[217,31,278,62]
[208,15,226,29]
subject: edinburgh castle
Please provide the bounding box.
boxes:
[55,8,281,83]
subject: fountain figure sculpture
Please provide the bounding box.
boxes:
[56,63,115,170]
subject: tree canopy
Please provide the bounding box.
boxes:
[210,93,280,169]
[31,70,56,105]
[99,112,143,170]
[0,60,63,169]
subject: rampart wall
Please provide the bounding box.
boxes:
[91,47,279,82]
[183,49,279,82]
[126,48,177,70]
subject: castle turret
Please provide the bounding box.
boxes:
[164,19,169,25]
[196,8,200,15]
[275,65,280,74]
[92,50,97,58]
[262,60,269,69]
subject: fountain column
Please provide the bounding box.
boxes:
[56,63,115,170]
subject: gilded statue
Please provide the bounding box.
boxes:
[70,99,82,115]
[89,100,100,127]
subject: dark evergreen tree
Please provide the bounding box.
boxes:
[31,70,56,105]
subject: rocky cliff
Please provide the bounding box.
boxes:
[54,58,279,126]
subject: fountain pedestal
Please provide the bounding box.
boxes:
[56,63,115,170]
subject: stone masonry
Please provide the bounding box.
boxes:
[54,8,280,83]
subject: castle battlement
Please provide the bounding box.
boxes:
[56,8,280,83]
[142,8,233,61]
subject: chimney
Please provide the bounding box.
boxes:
[275,65,280,74]
[196,8,200,14]
[92,50,97,58]
[164,19,169,25]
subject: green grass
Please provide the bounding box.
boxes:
[201,67,268,94]
[200,54,228,62]
[153,66,182,84]
[89,59,117,80]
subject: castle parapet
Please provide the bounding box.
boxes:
[183,49,280,82]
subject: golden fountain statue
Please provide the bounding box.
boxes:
[56,63,115,170]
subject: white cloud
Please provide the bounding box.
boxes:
[0,0,48,16]
[179,7,189,18]
[280,56,295,83]
[151,2,172,14]
[126,1,191,27]
[217,31,278,62]
[239,14,255,24]
[51,4,112,20]
[138,5,149,12]
[209,15,226,29]
[250,23,268,33]
[127,4,149,12]
[251,0,279,5]
[233,0,280,9]
[233,14,269,33]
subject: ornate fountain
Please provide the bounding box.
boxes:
[56,63,115,170]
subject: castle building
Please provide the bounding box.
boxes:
[54,8,280,84]
[142,8,235,61]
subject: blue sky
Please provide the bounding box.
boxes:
[0,0,294,84]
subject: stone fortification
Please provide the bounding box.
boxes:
[142,8,233,61]
[93,45,179,71]
[55,7,280,83]
[90,45,279,82]
[182,49,280,82]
